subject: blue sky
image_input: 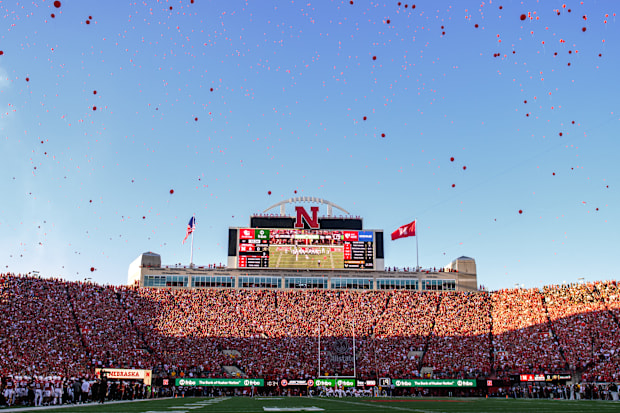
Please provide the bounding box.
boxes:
[0,0,617,290]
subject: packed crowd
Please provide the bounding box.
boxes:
[0,273,619,386]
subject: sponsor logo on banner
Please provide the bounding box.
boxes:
[393,379,476,388]
[520,374,546,382]
[358,231,373,241]
[336,379,356,387]
[176,378,264,387]
[239,229,254,239]
[314,379,333,387]
[282,380,311,386]
[343,231,358,241]
[255,229,270,240]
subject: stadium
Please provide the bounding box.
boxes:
[1,198,619,411]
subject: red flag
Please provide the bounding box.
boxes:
[391,220,416,240]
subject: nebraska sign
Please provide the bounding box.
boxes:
[295,206,319,229]
[95,369,152,386]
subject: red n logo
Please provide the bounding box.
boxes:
[295,206,319,229]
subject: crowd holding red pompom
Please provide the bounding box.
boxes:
[0,272,618,403]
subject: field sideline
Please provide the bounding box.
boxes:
[7,396,619,413]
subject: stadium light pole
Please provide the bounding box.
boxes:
[317,322,323,378]
[352,318,357,379]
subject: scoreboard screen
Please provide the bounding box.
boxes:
[236,228,375,270]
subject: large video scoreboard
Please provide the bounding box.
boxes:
[236,228,376,270]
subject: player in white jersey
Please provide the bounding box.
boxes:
[3,377,15,406]
[34,378,43,406]
[43,379,52,405]
[17,378,27,401]
[53,377,63,405]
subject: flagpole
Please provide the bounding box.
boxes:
[190,215,195,268]
[416,220,419,271]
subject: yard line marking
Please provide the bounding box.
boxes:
[321,398,435,413]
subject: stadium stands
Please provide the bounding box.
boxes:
[0,273,619,388]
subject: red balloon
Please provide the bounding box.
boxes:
[386,19,391,24]
[194,117,198,121]
[268,191,272,195]
[90,267,95,272]
[451,184,455,188]
[559,132,563,136]
[520,14,526,21]
[450,157,455,162]
[381,133,386,138]
[363,116,367,121]
[170,189,174,194]
[475,24,479,28]
[93,90,97,94]
[92,106,97,111]
[582,27,587,32]
[372,56,377,60]
[54,1,61,8]
[0,51,3,56]
[86,20,90,25]
[462,166,467,170]
[51,13,55,18]
[25,77,30,82]
[518,210,523,214]
[210,87,214,92]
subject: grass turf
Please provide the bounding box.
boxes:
[37,396,620,413]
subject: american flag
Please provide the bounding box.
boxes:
[182,216,196,244]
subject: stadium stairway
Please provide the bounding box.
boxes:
[541,290,571,371]
[487,292,496,377]
[115,290,156,356]
[64,284,90,356]
[418,293,443,373]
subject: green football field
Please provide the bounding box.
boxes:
[269,245,344,269]
[28,396,620,413]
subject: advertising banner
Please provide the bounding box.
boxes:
[313,378,356,388]
[280,379,315,387]
[393,379,476,388]
[95,369,152,386]
[175,378,264,387]
[519,374,546,382]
